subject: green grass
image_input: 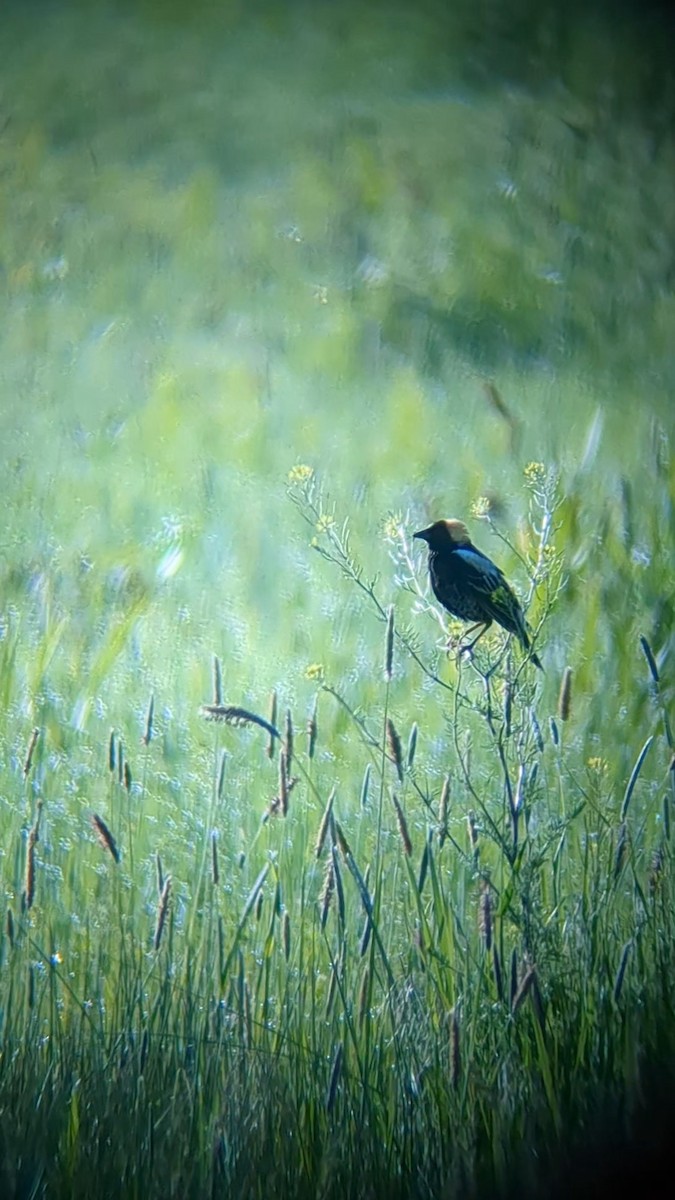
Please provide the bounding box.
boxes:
[1,0,674,1196]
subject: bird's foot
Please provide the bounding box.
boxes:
[454,640,476,664]
[444,635,464,659]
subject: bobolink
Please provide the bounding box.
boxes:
[414,519,542,669]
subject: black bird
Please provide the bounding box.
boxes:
[414,519,542,669]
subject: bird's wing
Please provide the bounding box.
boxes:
[452,546,503,590]
[453,546,525,636]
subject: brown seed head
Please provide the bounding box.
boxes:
[23,827,37,911]
[278,749,289,816]
[392,793,413,856]
[91,813,120,864]
[386,718,404,783]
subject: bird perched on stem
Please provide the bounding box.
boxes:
[414,519,542,669]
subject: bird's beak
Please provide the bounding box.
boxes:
[413,528,429,542]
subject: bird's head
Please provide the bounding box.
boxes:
[414,519,472,549]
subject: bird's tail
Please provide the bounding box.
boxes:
[521,625,543,671]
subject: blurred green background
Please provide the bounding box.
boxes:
[1,0,673,825]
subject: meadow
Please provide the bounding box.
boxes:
[1,0,674,1196]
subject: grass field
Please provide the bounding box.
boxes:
[1,1,674,1196]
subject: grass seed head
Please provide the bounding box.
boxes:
[279,748,289,816]
[392,793,413,856]
[91,813,120,864]
[23,828,37,911]
[386,718,404,783]
[284,708,294,774]
[201,704,279,742]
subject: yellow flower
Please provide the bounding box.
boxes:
[305,663,325,681]
[587,757,608,774]
[470,495,491,519]
[287,464,314,484]
[383,513,404,540]
[316,513,335,533]
[524,462,546,487]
